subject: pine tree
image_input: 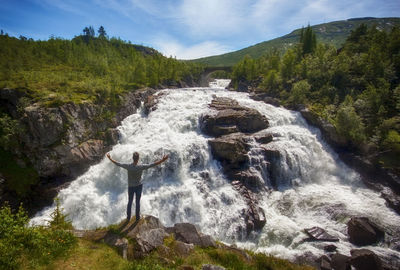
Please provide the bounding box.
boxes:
[98,26,107,38]
[83,26,95,37]
[300,25,317,55]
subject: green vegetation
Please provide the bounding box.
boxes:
[0,148,39,197]
[0,26,203,107]
[230,24,400,171]
[192,17,400,67]
[0,203,313,270]
[0,203,76,270]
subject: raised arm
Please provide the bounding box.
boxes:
[106,153,119,165]
[152,155,169,166]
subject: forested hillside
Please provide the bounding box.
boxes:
[230,24,400,171]
[0,26,203,107]
[192,17,400,67]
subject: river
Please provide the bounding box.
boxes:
[31,80,400,261]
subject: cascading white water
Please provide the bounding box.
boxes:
[31,83,400,261]
[209,79,231,89]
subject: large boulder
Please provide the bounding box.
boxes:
[331,253,351,270]
[135,228,168,254]
[125,215,165,239]
[317,255,332,270]
[350,249,383,270]
[168,223,216,248]
[200,97,269,137]
[347,217,384,246]
[208,133,250,167]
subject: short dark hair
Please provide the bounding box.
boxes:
[132,152,139,162]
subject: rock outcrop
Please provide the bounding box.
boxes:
[75,215,216,260]
[200,97,269,137]
[200,97,271,235]
[0,87,156,213]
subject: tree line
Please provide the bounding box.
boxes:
[231,24,400,170]
[0,26,203,107]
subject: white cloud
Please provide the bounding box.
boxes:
[177,0,250,38]
[152,35,230,60]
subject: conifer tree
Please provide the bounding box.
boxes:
[98,26,107,38]
[300,25,317,55]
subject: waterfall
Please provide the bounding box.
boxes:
[31,84,400,261]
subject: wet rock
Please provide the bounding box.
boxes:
[347,217,384,246]
[244,206,266,234]
[254,131,273,144]
[330,253,351,270]
[202,97,269,235]
[350,249,383,270]
[317,255,332,270]
[324,244,337,252]
[304,226,339,242]
[381,189,400,215]
[200,97,269,137]
[209,133,249,167]
[261,147,280,160]
[232,181,266,234]
[228,169,265,190]
[143,92,165,115]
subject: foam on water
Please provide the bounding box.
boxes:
[31,84,400,261]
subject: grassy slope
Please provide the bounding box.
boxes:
[191,17,400,67]
[40,238,314,270]
[33,218,314,270]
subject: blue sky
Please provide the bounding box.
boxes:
[1,0,399,59]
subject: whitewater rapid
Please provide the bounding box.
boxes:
[31,81,400,261]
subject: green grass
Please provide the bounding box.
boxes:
[43,240,315,270]
[191,17,400,67]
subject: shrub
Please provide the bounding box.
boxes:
[0,203,76,269]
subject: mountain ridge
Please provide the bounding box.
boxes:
[191,17,400,67]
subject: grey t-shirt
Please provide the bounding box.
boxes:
[115,162,157,187]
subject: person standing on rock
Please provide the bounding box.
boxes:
[106,152,169,222]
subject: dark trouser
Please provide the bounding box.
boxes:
[127,184,143,221]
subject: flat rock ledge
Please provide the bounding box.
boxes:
[73,215,216,260]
